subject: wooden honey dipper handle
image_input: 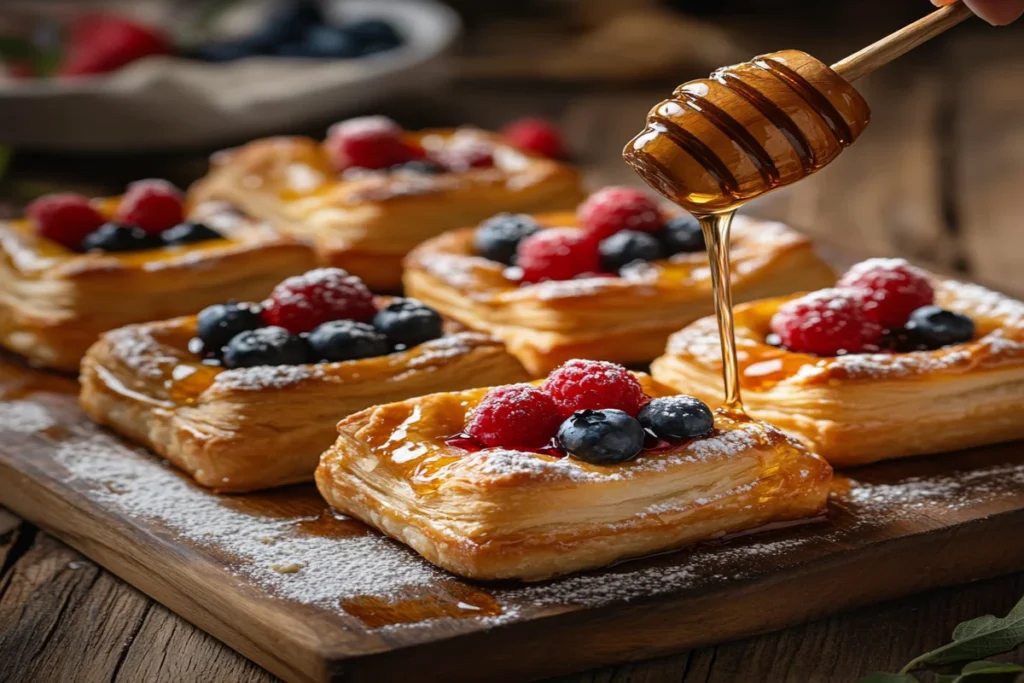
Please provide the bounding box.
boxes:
[831,2,974,82]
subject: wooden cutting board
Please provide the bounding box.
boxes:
[1,358,1023,683]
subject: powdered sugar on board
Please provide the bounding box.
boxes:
[2,386,1023,633]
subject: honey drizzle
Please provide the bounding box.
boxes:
[697,211,744,412]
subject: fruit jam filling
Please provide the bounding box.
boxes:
[447,360,716,465]
[471,186,707,283]
[769,258,975,356]
[191,268,444,369]
[27,180,221,253]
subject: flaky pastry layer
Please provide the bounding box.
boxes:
[0,201,316,371]
[80,313,529,492]
[651,277,1024,467]
[316,376,832,580]
[189,129,586,290]
[403,213,835,375]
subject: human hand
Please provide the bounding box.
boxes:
[932,0,1024,25]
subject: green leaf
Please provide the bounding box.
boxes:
[902,596,1024,672]
[962,661,1024,674]
[936,660,1024,682]
[857,673,918,683]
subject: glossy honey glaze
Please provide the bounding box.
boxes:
[624,49,870,215]
[666,289,1024,391]
[262,129,538,204]
[346,377,811,500]
[0,196,238,276]
[91,310,498,409]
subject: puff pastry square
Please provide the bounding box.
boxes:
[316,375,832,580]
[189,128,586,291]
[651,277,1024,467]
[403,213,835,375]
[80,312,529,492]
[0,200,316,371]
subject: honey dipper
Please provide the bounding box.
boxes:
[624,2,975,214]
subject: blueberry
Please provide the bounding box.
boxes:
[346,18,403,52]
[658,214,705,254]
[391,160,445,175]
[196,302,263,352]
[599,230,663,272]
[472,213,542,265]
[638,396,714,442]
[373,298,444,348]
[307,320,390,362]
[194,40,260,62]
[902,305,975,350]
[80,223,161,253]
[302,25,361,58]
[557,409,645,465]
[274,41,311,57]
[222,326,310,369]
[162,222,223,246]
[248,0,324,51]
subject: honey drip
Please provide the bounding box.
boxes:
[697,211,743,412]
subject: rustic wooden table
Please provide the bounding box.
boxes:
[0,13,1022,683]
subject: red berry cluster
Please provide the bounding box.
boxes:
[465,359,646,449]
[770,258,936,356]
[516,187,663,284]
[500,117,565,159]
[323,116,495,172]
[27,179,185,250]
[262,268,377,333]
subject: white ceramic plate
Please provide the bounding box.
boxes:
[0,0,461,151]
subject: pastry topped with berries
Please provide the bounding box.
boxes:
[652,258,1024,467]
[316,358,832,580]
[403,186,835,375]
[79,268,529,493]
[0,188,316,371]
[189,116,586,291]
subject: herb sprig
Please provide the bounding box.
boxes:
[859,595,1024,682]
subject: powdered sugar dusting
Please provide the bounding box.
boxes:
[0,400,57,433]
[50,434,448,605]
[214,364,323,391]
[472,426,762,483]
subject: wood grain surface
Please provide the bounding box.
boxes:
[1,16,1023,683]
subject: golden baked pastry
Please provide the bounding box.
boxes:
[403,211,835,376]
[0,199,315,372]
[80,312,529,493]
[316,374,832,580]
[651,276,1024,467]
[188,126,586,291]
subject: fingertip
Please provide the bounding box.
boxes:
[963,0,1024,25]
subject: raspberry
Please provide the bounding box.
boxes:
[770,288,883,356]
[576,187,662,241]
[837,258,935,329]
[433,139,495,172]
[324,116,422,170]
[501,117,565,158]
[61,14,170,76]
[542,359,646,417]
[516,228,600,283]
[466,384,562,449]
[115,179,184,234]
[262,268,377,333]
[26,193,104,250]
